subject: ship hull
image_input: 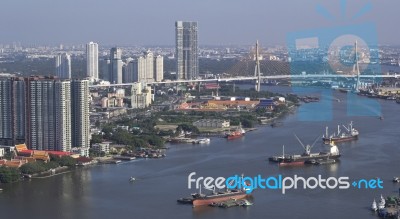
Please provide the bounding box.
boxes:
[192,194,248,207]
[271,154,341,166]
[322,135,358,144]
[226,134,243,140]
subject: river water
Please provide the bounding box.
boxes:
[1,86,399,219]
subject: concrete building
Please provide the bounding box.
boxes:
[0,77,26,146]
[193,119,230,128]
[71,80,90,149]
[110,47,123,84]
[92,142,110,154]
[154,55,164,82]
[86,42,99,79]
[125,51,163,83]
[100,58,111,81]
[0,148,4,158]
[71,147,90,157]
[131,82,152,109]
[27,77,71,151]
[55,53,71,79]
[175,21,198,80]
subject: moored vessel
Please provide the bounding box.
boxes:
[322,121,359,144]
[269,135,341,166]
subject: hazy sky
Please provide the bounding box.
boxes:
[0,0,397,46]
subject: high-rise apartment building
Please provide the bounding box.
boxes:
[0,77,26,146]
[0,76,90,152]
[175,21,198,80]
[86,42,99,79]
[110,47,123,84]
[27,77,71,151]
[125,51,163,83]
[131,82,152,109]
[55,53,71,79]
[71,79,90,149]
[154,55,164,82]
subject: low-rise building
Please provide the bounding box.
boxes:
[92,142,110,154]
[193,119,230,128]
[71,147,90,157]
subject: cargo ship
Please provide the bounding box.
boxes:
[322,121,359,144]
[225,124,245,140]
[177,180,249,207]
[268,135,341,166]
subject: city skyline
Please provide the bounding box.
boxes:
[0,0,399,46]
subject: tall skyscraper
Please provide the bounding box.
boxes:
[71,79,90,149]
[175,21,199,80]
[100,58,111,81]
[0,77,26,146]
[123,57,134,83]
[55,53,71,79]
[86,42,99,79]
[110,47,123,84]
[27,77,71,151]
[55,81,71,152]
[154,55,164,82]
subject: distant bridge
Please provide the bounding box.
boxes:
[89,74,400,88]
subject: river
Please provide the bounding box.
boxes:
[0,86,399,219]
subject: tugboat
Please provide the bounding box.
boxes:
[225,123,245,140]
[322,121,359,144]
[269,135,341,166]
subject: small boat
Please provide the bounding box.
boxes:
[378,195,385,209]
[129,177,136,182]
[0,188,3,192]
[379,116,384,120]
[192,138,210,144]
[393,177,400,183]
[239,199,253,207]
[371,199,378,211]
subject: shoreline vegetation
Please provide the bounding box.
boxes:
[0,86,301,184]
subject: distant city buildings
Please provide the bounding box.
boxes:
[55,53,71,79]
[110,47,123,84]
[124,50,164,83]
[175,21,199,80]
[131,82,152,109]
[86,42,99,79]
[0,76,90,152]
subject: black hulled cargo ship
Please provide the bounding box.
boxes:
[269,135,341,166]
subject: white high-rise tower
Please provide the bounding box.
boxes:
[86,42,99,79]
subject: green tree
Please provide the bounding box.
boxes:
[58,156,77,167]
[0,166,20,183]
[20,162,46,174]
[91,134,103,145]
